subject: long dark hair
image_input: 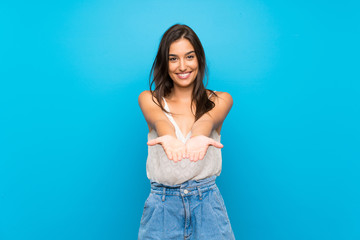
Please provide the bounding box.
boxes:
[149,24,218,121]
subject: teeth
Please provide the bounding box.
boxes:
[178,72,190,78]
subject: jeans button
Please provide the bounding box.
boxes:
[184,189,189,194]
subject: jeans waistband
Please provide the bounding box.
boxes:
[150,175,217,197]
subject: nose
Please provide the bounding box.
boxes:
[179,58,186,71]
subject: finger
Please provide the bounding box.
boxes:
[192,152,197,162]
[166,150,173,160]
[209,140,223,148]
[172,151,177,162]
[147,139,160,146]
[194,152,200,162]
[174,151,180,162]
[182,149,186,159]
[185,148,190,158]
[176,151,182,162]
[199,150,206,160]
[173,152,177,161]
[192,152,196,162]
[190,152,195,162]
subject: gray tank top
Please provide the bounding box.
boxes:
[146,91,222,185]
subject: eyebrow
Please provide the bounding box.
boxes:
[169,51,195,56]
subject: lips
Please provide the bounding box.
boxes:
[176,71,192,79]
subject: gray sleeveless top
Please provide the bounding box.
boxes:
[146,91,222,185]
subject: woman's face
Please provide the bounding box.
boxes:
[168,38,199,88]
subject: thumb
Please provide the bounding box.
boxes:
[147,137,162,146]
[209,140,223,149]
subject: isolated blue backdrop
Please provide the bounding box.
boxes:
[1,0,359,239]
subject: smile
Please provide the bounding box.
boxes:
[176,72,192,79]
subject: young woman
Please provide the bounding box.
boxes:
[138,24,235,240]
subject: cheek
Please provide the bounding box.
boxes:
[168,64,176,74]
[190,61,199,70]
[192,65,199,75]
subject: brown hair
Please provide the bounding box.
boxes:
[149,23,218,121]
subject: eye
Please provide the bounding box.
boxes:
[169,57,177,61]
[187,55,195,59]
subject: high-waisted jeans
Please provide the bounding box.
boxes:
[138,176,235,240]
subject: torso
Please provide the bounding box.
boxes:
[148,90,223,135]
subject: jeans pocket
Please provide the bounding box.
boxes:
[140,193,153,225]
[213,186,231,224]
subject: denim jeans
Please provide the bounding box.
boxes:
[138,176,235,240]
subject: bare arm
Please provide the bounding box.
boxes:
[138,90,185,162]
[190,91,233,137]
[185,92,233,161]
[138,90,176,138]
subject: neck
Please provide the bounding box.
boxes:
[169,84,194,102]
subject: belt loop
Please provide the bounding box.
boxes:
[197,186,202,200]
[162,188,166,202]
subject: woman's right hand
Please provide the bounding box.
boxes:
[147,135,186,162]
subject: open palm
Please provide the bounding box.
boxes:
[147,135,186,162]
[185,135,223,162]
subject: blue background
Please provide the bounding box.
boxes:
[1,0,359,239]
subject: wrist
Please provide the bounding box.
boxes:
[161,133,177,139]
[190,134,203,139]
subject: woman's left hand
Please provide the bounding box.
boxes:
[185,135,223,162]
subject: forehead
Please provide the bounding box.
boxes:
[169,38,195,55]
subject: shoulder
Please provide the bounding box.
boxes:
[138,90,161,106]
[208,90,233,108]
[138,90,155,111]
[138,90,151,101]
[138,90,166,116]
